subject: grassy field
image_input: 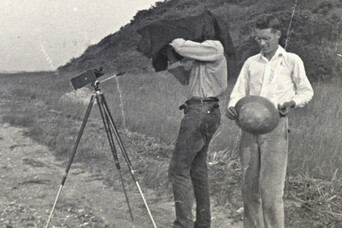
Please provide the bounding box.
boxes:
[1,71,342,226]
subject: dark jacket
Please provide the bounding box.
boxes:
[137,10,236,72]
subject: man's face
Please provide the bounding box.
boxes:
[254,28,280,57]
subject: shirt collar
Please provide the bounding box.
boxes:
[259,45,286,61]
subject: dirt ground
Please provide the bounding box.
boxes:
[0,121,243,227]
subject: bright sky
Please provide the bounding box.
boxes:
[0,0,160,72]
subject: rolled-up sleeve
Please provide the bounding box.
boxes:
[291,56,314,108]
[170,39,224,62]
[228,60,249,107]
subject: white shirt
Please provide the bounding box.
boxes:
[170,38,228,99]
[228,45,313,108]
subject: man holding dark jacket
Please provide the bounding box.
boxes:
[168,37,228,228]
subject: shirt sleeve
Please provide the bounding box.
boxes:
[291,55,314,108]
[170,38,224,62]
[228,60,250,107]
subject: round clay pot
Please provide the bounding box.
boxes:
[235,96,280,134]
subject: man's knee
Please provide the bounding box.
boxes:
[260,187,284,210]
[169,162,190,180]
[190,163,207,179]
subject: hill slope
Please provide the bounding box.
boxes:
[58,0,342,82]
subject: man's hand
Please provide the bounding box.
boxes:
[278,101,296,116]
[225,106,238,120]
[169,38,185,49]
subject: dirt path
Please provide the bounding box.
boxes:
[0,122,243,227]
[0,122,166,227]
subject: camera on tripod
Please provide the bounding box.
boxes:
[47,66,157,228]
[70,67,104,90]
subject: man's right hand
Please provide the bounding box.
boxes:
[169,38,185,49]
[225,106,238,120]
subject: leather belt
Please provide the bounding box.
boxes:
[179,97,219,110]
[185,97,219,105]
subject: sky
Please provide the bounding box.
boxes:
[0,0,160,72]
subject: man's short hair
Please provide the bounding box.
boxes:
[255,14,281,32]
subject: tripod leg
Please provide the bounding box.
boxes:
[99,93,158,228]
[95,95,134,224]
[101,94,133,168]
[46,95,95,228]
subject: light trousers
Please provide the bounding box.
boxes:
[240,117,288,228]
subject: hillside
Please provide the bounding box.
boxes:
[58,0,342,82]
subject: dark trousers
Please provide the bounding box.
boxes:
[169,101,220,228]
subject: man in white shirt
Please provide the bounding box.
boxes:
[226,15,313,228]
[168,37,228,228]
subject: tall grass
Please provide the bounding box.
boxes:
[288,79,342,179]
[1,71,342,226]
[1,71,341,180]
[103,72,342,181]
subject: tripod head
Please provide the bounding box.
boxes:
[91,80,101,93]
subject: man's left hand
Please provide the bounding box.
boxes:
[278,101,296,116]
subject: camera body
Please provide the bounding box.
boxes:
[70,68,104,90]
